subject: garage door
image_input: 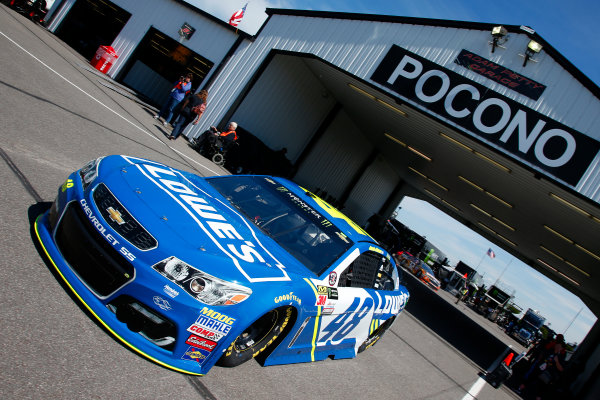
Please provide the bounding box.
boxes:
[118,27,214,106]
[54,0,130,60]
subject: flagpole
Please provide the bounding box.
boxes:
[493,258,512,287]
[475,252,486,272]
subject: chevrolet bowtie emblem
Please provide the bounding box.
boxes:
[107,207,125,225]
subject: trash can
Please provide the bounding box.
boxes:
[90,46,118,74]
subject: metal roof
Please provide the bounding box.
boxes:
[264,8,600,100]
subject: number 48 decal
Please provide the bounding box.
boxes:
[319,297,373,343]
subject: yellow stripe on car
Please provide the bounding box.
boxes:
[303,278,322,362]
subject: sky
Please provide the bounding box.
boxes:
[184,0,599,344]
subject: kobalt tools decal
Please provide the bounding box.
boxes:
[371,45,600,186]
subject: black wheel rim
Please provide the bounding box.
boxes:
[233,310,279,351]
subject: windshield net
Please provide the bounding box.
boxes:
[208,176,353,275]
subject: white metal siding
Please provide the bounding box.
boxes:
[228,56,336,161]
[294,110,373,202]
[197,13,600,201]
[48,0,239,81]
[344,156,399,225]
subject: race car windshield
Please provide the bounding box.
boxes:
[207,176,353,275]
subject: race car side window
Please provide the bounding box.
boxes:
[338,251,394,290]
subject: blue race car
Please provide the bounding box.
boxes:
[35,155,409,375]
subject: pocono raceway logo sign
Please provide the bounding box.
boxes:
[371,45,600,186]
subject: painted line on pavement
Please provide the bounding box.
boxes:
[0,30,221,176]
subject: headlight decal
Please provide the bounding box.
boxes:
[79,157,103,190]
[152,256,252,306]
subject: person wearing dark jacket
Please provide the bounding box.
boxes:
[154,73,192,126]
[169,90,208,140]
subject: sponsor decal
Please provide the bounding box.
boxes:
[454,49,546,100]
[316,294,327,306]
[133,161,290,283]
[373,292,409,315]
[328,287,339,300]
[152,296,173,311]
[187,324,224,341]
[185,334,217,351]
[107,206,125,225]
[163,284,179,298]
[322,305,335,315]
[79,198,135,261]
[199,307,235,325]
[371,45,600,186]
[188,308,235,335]
[181,346,210,363]
[153,296,172,311]
[317,286,338,300]
[329,271,337,286]
[369,246,384,255]
[274,292,302,305]
[191,316,231,335]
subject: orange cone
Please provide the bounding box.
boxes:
[503,352,514,366]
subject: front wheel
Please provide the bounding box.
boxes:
[217,306,293,367]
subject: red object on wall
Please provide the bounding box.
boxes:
[90,46,118,74]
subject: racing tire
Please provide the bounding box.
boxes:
[357,316,396,353]
[217,306,293,368]
[212,153,225,166]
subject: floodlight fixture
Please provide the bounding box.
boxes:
[522,39,543,66]
[490,26,508,53]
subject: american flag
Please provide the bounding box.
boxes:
[487,248,496,259]
[229,3,247,27]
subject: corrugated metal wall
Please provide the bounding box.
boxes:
[344,157,399,225]
[228,56,336,161]
[193,13,600,202]
[293,110,373,201]
[48,0,238,82]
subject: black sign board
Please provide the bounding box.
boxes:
[454,49,546,100]
[371,45,600,186]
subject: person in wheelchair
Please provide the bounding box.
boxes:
[194,121,239,165]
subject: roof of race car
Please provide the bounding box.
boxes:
[115,155,376,245]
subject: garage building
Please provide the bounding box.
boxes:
[45,1,600,396]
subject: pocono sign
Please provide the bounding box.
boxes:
[371,45,600,186]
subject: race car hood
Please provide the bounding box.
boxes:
[96,156,303,284]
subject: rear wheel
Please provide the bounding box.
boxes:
[358,316,395,353]
[217,306,293,367]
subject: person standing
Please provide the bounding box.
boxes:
[169,90,208,140]
[154,73,193,126]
